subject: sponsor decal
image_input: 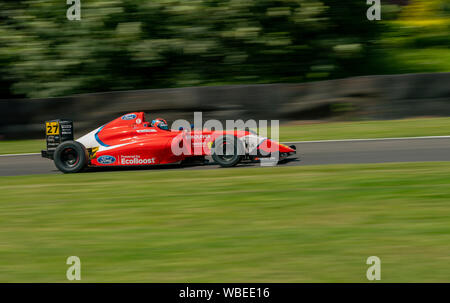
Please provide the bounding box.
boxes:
[184,134,212,148]
[61,124,72,135]
[121,155,156,165]
[186,134,211,140]
[89,147,99,160]
[136,118,142,124]
[97,155,116,164]
[122,114,137,120]
[193,142,204,147]
[136,129,157,133]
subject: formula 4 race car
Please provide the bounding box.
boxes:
[42,112,296,173]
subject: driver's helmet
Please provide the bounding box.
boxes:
[151,118,169,130]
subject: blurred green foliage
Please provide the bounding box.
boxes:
[378,0,450,74]
[0,0,448,99]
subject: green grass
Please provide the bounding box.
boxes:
[1,117,450,155]
[0,139,44,155]
[0,162,449,282]
[276,117,450,142]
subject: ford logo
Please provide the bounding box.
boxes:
[122,114,137,120]
[97,155,116,164]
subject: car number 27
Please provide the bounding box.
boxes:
[46,122,60,135]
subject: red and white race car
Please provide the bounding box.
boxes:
[42,112,296,173]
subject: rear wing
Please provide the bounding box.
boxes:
[41,119,73,159]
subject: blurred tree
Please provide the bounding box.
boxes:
[0,0,409,98]
[377,0,450,74]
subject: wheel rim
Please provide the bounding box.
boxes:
[216,141,236,162]
[61,147,80,168]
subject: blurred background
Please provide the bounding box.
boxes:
[1,0,450,283]
[0,0,449,137]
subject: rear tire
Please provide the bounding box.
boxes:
[211,135,244,167]
[53,141,88,173]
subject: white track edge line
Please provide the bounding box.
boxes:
[284,135,450,144]
[0,152,41,157]
[1,135,450,157]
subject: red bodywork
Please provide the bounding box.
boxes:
[78,112,295,167]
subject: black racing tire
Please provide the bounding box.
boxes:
[211,135,244,167]
[53,141,88,173]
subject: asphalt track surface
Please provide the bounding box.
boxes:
[1,137,450,176]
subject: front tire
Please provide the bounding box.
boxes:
[53,141,88,173]
[211,135,244,167]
